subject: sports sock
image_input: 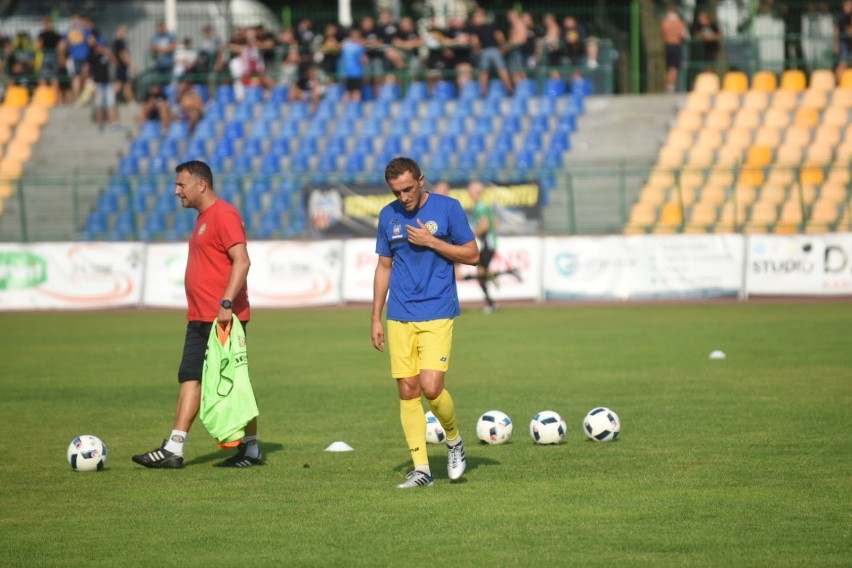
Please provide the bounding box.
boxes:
[243,435,260,459]
[400,398,429,470]
[477,275,494,306]
[427,389,459,443]
[164,430,187,454]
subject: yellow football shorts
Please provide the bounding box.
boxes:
[387,318,454,379]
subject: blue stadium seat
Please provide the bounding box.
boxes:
[557,114,577,133]
[206,155,225,174]
[417,119,438,136]
[250,177,272,195]
[383,135,402,155]
[219,176,241,200]
[514,78,537,99]
[345,153,365,174]
[286,101,310,121]
[536,96,556,117]
[166,120,190,141]
[278,119,300,139]
[244,85,265,104]
[425,99,445,120]
[270,186,293,213]
[397,99,419,121]
[486,79,507,99]
[138,120,161,141]
[482,97,502,117]
[354,135,374,154]
[232,154,254,175]
[157,138,179,159]
[261,102,281,121]
[204,101,225,122]
[544,78,566,97]
[154,189,177,213]
[444,117,467,136]
[84,210,108,235]
[530,114,550,134]
[515,149,536,172]
[136,177,159,198]
[270,138,291,157]
[270,84,289,105]
[343,101,363,120]
[147,156,170,176]
[314,100,337,121]
[326,136,347,156]
[452,98,474,117]
[119,156,139,176]
[493,131,514,153]
[130,188,150,213]
[410,135,431,156]
[214,137,235,159]
[523,131,543,152]
[318,153,338,174]
[362,118,384,137]
[389,120,409,137]
[261,154,281,175]
[106,178,131,198]
[371,99,393,119]
[433,80,456,101]
[306,119,327,138]
[459,81,480,100]
[296,136,319,157]
[129,139,150,159]
[500,115,521,135]
[249,119,271,140]
[173,209,196,235]
[456,150,480,173]
[242,190,263,217]
[466,132,486,154]
[112,210,136,239]
[566,95,583,116]
[333,118,356,138]
[362,83,374,101]
[258,210,281,237]
[378,81,401,101]
[485,150,507,171]
[289,154,309,174]
[192,119,217,141]
[438,134,458,153]
[507,97,528,117]
[405,81,428,101]
[430,151,452,174]
[550,130,571,152]
[542,148,564,169]
[142,210,167,238]
[325,82,345,103]
[185,138,208,158]
[242,138,263,158]
[215,84,235,105]
[224,120,244,140]
[196,84,209,103]
[474,116,493,135]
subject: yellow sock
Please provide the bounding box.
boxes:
[400,398,429,469]
[427,389,459,442]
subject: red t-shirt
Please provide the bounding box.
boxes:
[185,199,250,322]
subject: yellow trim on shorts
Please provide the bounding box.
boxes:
[387,318,454,378]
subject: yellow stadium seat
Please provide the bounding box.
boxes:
[835,140,852,162]
[800,165,825,186]
[658,145,685,168]
[705,168,735,190]
[806,142,834,166]
[732,108,761,130]
[808,199,841,229]
[747,145,773,166]
[810,69,836,91]
[735,182,758,206]
[694,72,720,94]
[716,202,749,231]
[780,69,807,92]
[776,144,803,166]
[742,90,769,111]
[667,127,695,150]
[754,125,782,148]
[739,166,765,186]
[794,107,820,128]
[687,146,715,168]
[21,105,48,127]
[626,201,658,232]
[820,180,849,203]
[0,182,12,199]
[832,87,852,108]
[3,85,29,108]
[31,85,57,108]
[814,124,841,147]
[766,166,796,188]
[760,184,788,205]
[800,89,828,111]
[0,123,11,145]
[752,71,778,92]
[725,126,753,149]
[840,69,852,89]
[696,127,724,150]
[676,108,704,131]
[715,90,741,112]
[826,166,850,185]
[638,187,667,207]
[658,202,684,228]
[772,89,799,111]
[0,105,21,127]
[824,106,849,128]
[6,139,32,162]
[764,108,791,129]
[0,157,23,180]
[705,108,732,130]
[686,201,718,229]
[646,167,676,189]
[685,91,713,113]
[722,71,749,93]
[746,201,779,230]
[14,123,40,145]
[785,124,812,148]
[700,183,729,205]
[716,145,743,166]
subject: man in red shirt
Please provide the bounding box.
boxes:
[133,160,262,468]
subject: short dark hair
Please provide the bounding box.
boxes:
[176,160,214,190]
[384,156,422,184]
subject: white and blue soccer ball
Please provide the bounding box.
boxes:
[67,435,107,472]
[425,411,446,444]
[529,410,567,444]
[476,410,513,445]
[583,407,621,442]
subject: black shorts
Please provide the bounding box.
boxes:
[178,320,248,382]
[345,77,363,92]
[479,244,495,269]
[665,44,683,70]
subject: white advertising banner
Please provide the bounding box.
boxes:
[246,240,343,307]
[745,233,852,296]
[0,242,144,310]
[142,243,187,308]
[341,236,542,304]
[542,234,744,300]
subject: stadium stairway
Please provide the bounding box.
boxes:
[0,102,136,241]
[544,93,683,233]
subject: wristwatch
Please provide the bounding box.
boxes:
[220,299,233,310]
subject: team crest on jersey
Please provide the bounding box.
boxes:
[425,220,438,234]
[391,222,404,240]
[197,223,207,236]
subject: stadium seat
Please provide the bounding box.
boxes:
[473,116,493,135]
[296,136,319,157]
[21,104,48,127]
[693,72,720,94]
[493,131,514,153]
[459,80,481,100]
[823,106,848,128]
[780,69,806,92]
[354,135,374,154]
[232,154,254,176]
[508,97,528,117]
[556,113,577,134]
[326,136,347,156]
[542,148,563,168]
[405,81,429,102]
[434,80,456,101]
[215,84,235,105]
[147,156,170,176]
[800,89,828,111]
[383,135,403,155]
[714,90,740,112]
[522,131,543,152]
[142,211,168,238]
[752,71,778,92]
[306,119,327,138]
[32,85,57,108]
[377,81,401,101]
[138,119,160,141]
[409,135,431,156]
[764,108,791,128]
[465,133,486,154]
[345,153,366,174]
[165,120,189,141]
[543,78,566,98]
[444,116,467,136]
[84,210,109,236]
[286,101,310,121]
[501,115,522,134]
[705,108,732,130]
[550,130,571,152]
[248,119,271,140]
[722,71,748,93]
[742,90,769,111]
[260,154,282,175]
[514,78,537,99]
[4,85,28,108]
[129,139,150,160]
[515,149,536,172]
[118,156,140,176]
[486,79,508,99]
[325,82,345,103]
[214,137,235,159]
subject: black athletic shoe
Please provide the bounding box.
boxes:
[214,442,265,468]
[132,441,184,469]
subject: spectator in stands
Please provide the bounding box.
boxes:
[65,14,92,101]
[521,12,538,72]
[196,24,224,79]
[562,15,587,65]
[112,24,135,103]
[360,15,387,93]
[9,31,36,87]
[276,27,301,89]
[296,18,317,55]
[137,82,169,131]
[229,27,272,97]
[86,38,120,131]
[290,61,324,113]
[468,7,513,96]
[424,18,455,86]
[445,14,474,81]
[173,78,204,134]
[388,16,424,76]
[150,20,177,82]
[692,9,722,73]
[36,16,63,103]
[506,9,530,83]
[835,0,852,81]
[173,37,198,82]
[660,3,689,93]
[318,23,343,80]
[539,13,563,69]
[377,8,399,51]
[339,28,367,102]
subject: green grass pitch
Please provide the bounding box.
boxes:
[0,301,849,566]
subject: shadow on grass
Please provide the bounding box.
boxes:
[392,454,501,481]
[185,441,285,467]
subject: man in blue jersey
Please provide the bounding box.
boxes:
[371,157,480,489]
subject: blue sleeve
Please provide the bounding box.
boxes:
[375,215,391,257]
[447,199,475,245]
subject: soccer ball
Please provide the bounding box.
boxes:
[425,411,446,444]
[476,410,513,445]
[583,407,621,442]
[529,410,567,444]
[67,435,107,472]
